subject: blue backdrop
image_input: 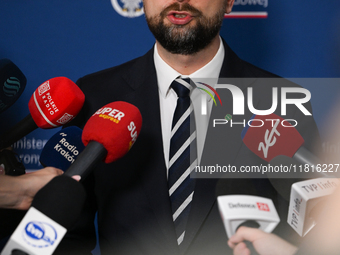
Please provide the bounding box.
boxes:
[0,1,339,169]
[1,1,340,254]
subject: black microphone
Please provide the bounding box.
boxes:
[1,175,86,255]
[10,250,28,255]
[0,59,26,114]
[267,155,315,201]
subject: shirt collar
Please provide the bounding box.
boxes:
[154,36,225,99]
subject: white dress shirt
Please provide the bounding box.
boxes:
[154,37,225,173]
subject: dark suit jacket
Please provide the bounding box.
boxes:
[57,39,319,255]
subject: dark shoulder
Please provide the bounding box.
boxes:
[242,60,280,78]
[77,56,143,88]
[77,47,154,88]
[65,49,154,128]
[222,38,280,79]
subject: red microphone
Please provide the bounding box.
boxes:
[0,77,85,150]
[241,113,319,166]
[64,101,142,179]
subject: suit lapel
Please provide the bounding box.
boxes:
[121,51,179,253]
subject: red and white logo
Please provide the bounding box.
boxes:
[38,81,50,96]
[257,202,270,212]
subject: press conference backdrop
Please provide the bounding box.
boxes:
[0,0,340,172]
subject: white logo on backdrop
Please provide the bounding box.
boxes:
[227,0,269,18]
[233,0,268,8]
[111,0,144,18]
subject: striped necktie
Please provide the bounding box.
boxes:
[168,77,197,246]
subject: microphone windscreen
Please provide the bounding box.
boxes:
[241,113,304,162]
[0,59,26,113]
[28,77,85,129]
[31,175,86,229]
[40,126,85,171]
[82,101,142,163]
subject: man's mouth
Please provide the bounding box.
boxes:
[167,11,194,25]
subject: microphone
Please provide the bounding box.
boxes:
[241,113,321,167]
[218,195,280,255]
[0,175,86,255]
[216,180,280,254]
[217,195,280,238]
[39,126,85,171]
[287,175,338,237]
[64,101,142,180]
[0,77,85,150]
[10,250,28,255]
[241,113,339,237]
[0,59,26,114]
[218,195,280,237]
[268,156,339,237]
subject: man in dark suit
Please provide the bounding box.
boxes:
[58,0,319,254]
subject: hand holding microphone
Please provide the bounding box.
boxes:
[1,175,86,255]
[0,167,63,210]
[0,77,85,150]
[218,195,280,255]
[228,227,298,255]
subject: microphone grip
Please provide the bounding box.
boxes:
[11,250,29,255]
[293,147,320,168]
[293,147,333,178]
[0,114,37,150]
[236,220,260,255]
[243,240,258,255]
[64,141,107,180]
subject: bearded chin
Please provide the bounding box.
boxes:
[146,15,223,55]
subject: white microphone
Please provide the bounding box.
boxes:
[287,177,338,236]
[1,175,86,255]
[268,155,339,237]
[217,195,280,238]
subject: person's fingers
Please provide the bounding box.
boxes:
[236,226,266,242]
[72,175,81,181]
[229,226,264,247]
[44,166,63,175]
[228,234,246,248]
[233,242,250,255]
